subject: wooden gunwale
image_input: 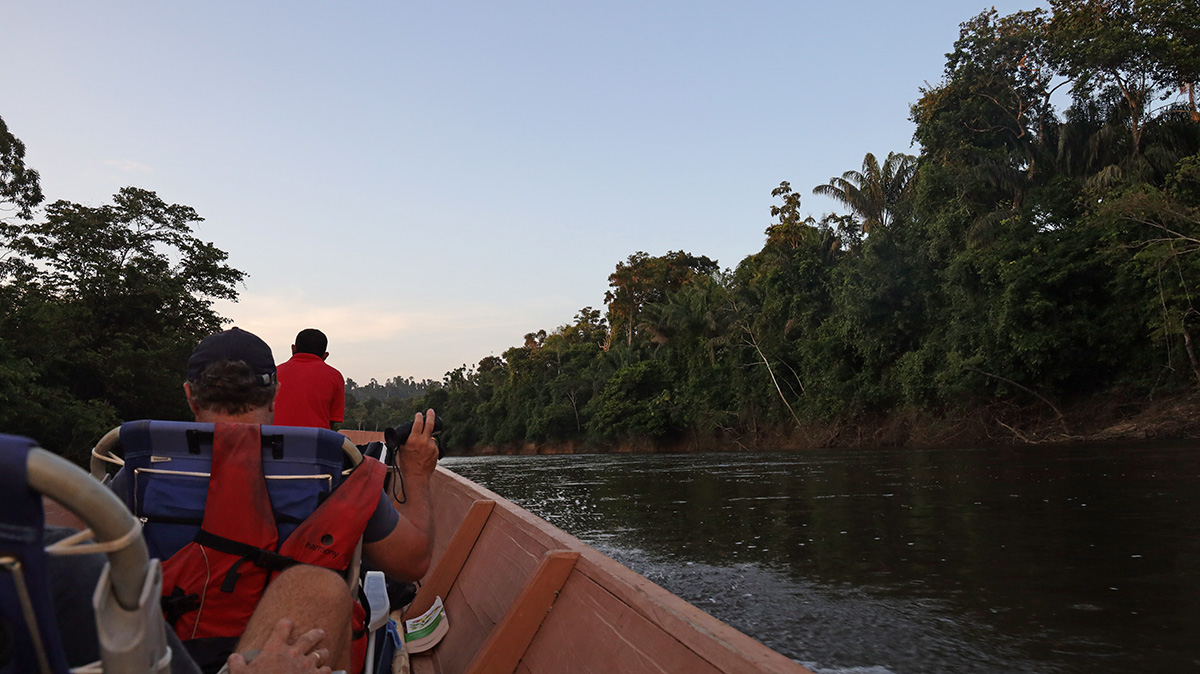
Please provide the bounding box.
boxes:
[409,466,811,674]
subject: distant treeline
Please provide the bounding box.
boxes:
[376,2,1200,451]
[346,376,433,402]
[343,376,436,431]
[3,1,1198,459]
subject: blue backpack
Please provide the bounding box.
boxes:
[108,420,354,562]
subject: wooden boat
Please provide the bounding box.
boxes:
[404,465,813,674]
[74,425,811,672]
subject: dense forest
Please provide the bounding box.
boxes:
[0,151,243,460]
[3,1,1198,459]
[366,1,1200,451]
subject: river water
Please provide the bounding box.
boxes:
[441,444,1200,674]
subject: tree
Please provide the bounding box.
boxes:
[911,9,1064,223]
[1142,0,1200,122]
[1046,0,1193,157]
[1097,154,1200,384]
[604,250,719,348]
[8,186,243,353]
[0,115,43,222]
[1,186,246,458]
[585,360,679,440]
[532,326,602,438]
[812,152,918,233]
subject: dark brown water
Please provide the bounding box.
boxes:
[442,444,1200,674]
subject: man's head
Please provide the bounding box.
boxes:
[185,327,278,419]
[293,328,329,358]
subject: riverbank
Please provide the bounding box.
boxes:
[459,389,1200,456]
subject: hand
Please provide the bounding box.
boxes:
[399,409,438,479]
[226,619,332,674]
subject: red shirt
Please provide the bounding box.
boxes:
[274,353,345,428]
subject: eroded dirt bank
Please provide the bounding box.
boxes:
[458,390,1200,456]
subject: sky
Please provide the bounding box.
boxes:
[2,1,1045,384]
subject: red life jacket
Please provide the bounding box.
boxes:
[158,422,385,672]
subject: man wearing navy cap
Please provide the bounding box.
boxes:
[184,327,281,422]
[43,327,434,672]
[179,327,438,672]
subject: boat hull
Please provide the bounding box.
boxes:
[408,466,811,674]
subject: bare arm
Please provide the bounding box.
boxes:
[362,409,438,580]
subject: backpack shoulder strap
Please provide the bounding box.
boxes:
[279,458,386,568]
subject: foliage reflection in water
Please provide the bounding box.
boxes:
[443,445,1200,674]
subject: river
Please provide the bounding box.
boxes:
[441,444,1200,674]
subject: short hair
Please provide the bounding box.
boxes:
[188,359,278,415]
[294,328,328,356]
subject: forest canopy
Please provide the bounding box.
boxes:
[374,0,1200,450]
[4,0,1198,455]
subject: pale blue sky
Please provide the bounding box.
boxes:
[2,1,1042,383]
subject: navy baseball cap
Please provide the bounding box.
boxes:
[187,327,277,385]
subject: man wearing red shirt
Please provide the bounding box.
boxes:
[274,328,346,429]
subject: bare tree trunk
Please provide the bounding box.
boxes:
[963,366,1068,434]
[1116,73,1145,156]
[1182,315,1200,387]
[566,390,582,432]
[744,329,803,429]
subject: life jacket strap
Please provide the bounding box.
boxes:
[194,528,298,594]
[161,586,202,626]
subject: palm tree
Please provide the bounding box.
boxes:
[812,151,918,233]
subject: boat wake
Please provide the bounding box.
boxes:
[590,543,1056,674]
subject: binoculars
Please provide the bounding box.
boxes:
[383,415,446,460]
